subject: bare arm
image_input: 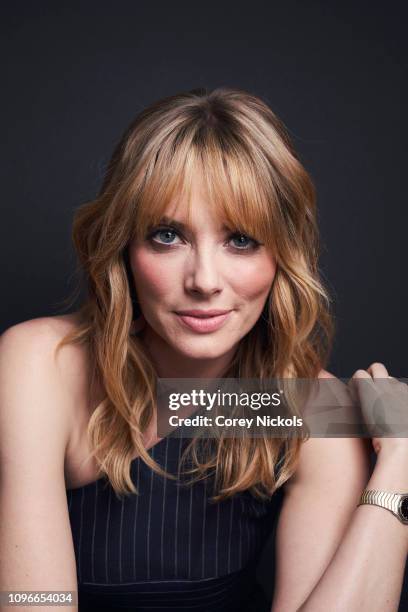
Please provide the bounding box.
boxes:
[0,322,78,611]
[271,368,408,612]
[296,447,408,612]
[270,435,371,611]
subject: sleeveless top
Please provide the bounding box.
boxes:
[66,434,284,611]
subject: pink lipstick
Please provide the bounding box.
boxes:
[174,309,232,333]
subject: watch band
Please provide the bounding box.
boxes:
[358,489,408,524]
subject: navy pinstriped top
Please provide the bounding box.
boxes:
[66,434,283,611]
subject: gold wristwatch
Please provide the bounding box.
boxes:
[358,490,408,524]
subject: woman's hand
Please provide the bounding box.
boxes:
[349,362,408,457]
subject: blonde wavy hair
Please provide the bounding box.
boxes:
[57,86,334,502]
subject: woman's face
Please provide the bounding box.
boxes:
[128,175,277,366]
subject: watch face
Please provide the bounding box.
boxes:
[399,496,408,522]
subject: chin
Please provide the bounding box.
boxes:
[172,337,236,361]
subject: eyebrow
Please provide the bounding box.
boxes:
[156,215,232,232]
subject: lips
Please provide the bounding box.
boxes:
[174,309,232,332]
[175,309,232,317]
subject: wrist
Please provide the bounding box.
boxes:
[358,490,408,524]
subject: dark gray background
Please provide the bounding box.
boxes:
[1,1,407,608]
[1,2,407,378]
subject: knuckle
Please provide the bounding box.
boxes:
[353,369,367,377]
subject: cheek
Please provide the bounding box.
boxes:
[229,257,276,301]
[130,250,175,300]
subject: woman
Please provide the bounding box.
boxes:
[0,87,407,612]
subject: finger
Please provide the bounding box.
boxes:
[349,369,383,423]
[367,362,389,378]
[348,369,372,401]
[351,368,372,379]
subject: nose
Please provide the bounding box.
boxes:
[184,248,223,297]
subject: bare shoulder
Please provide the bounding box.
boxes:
[0,313,96,474]
[0,312,81,359]
[0,315,82,590]
[0,312,92,402]
[1,311,83,356]
[0,313,77,469]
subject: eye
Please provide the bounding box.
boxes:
[147,225,261,251]
[148,226,183,246]
[228,232,260,251]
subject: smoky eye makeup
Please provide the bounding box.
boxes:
[146,224,263,252]
[227,232,262,251]
[147,226,182,246]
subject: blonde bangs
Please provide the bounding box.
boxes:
[131,121,278,253]
[130,129,196,241]
[196,135,278,251]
